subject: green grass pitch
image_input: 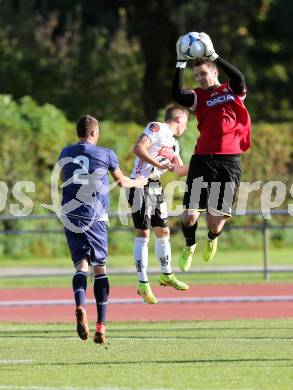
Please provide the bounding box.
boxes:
[1,320,293,390]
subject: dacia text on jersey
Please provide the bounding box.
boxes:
[206,93,235,107]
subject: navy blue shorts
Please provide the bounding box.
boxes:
[64,217,108,267]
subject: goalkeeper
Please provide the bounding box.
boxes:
[172,32,251,270]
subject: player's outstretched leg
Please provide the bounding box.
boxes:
[154,234,189,289]
[75,305,90,341]
[137,281,158,304]
[93,273,109,344]
[159,273,189,290]
[73,270,89,340]
[134,235,157,303]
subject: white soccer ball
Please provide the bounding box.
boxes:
[180,32,205,59]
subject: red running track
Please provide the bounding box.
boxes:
[1,284,293,322]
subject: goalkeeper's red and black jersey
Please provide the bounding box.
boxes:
[193,81,251,155]
[172,56,251,155]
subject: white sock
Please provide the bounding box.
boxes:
[155,236,172,274]
[134,237,149,282]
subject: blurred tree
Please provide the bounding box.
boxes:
[246,0,293,121]
[123,0,264,119]
[0,94,73,206]
[0,0,144,122]
[0,93,73,249]
[124,0,180,119]
[0,0,292,123]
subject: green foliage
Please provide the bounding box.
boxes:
[0,94,292,258]
[0,3,144,123]
[98,120,143,173]
[0,0,292,122]
[0,94,74,255]
[244,122,293,182]
[242,122,293,208]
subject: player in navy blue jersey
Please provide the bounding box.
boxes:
[58,115,147,344]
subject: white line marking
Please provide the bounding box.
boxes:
[1,295,293,307]
[0,386,177,390]
[0,359,33,364]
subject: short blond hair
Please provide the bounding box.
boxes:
[164,105,189,122]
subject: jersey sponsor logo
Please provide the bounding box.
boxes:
[206,93,235,107]
[157,146,174,161]
[148,122,160,133]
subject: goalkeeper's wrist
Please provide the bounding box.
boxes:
[176,61,187,69]
[208,52,219,62]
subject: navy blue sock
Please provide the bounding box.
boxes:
[72,271,87,307]
[182,221,198,246]
[94,274,109,324]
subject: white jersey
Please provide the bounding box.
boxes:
[131,121,180,179]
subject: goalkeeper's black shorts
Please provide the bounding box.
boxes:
[183,154,242,217]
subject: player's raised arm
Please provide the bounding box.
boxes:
[171,36,196,108]
[111,168,147,188]
[214,57,246,95]
[198,32,246,95]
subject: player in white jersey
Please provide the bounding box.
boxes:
[128,105,190,304]
[131,121,179,179]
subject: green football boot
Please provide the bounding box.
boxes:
[203,238,218,262]
[178,244,196,272]
[159,273,189,290]
[137,282,158,304]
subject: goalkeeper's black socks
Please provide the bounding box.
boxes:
[208,230,221,240]
[182,221,198,247]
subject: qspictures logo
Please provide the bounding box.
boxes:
[1,162,293,232]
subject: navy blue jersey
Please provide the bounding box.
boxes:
[58,141,119,220]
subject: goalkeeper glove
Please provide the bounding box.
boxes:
[198,32,219,61]
[176,35,188,68]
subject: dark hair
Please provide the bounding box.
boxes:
[193,57,217,70]
[76,115,98,137]
[164,105,189,122]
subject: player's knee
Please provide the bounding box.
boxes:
[182,215,197,227]
[155,226,170,238]
[75,258,89,273]
[208,220,225,235]
[135,229,150,239]
[93,264,106,276]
